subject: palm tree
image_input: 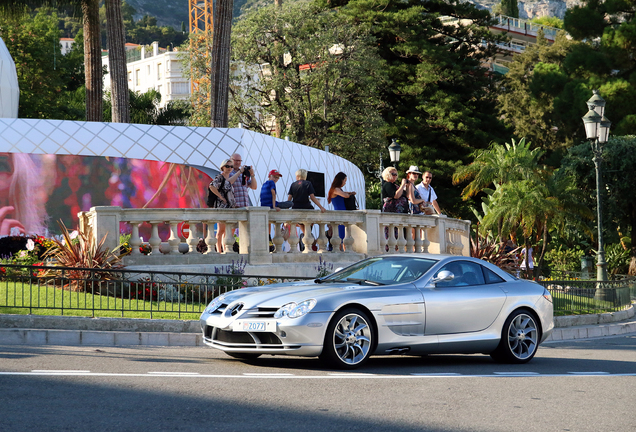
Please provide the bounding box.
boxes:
[209,0,233,127]
[0,0,103,121]
[104,0,129,122]
[452,138,545,199]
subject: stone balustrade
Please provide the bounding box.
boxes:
[80,206,471,266]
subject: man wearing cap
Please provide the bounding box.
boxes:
[261,169,282,211]
[415,170,442,215]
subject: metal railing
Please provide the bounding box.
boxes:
[0,263,312,319]
[537,278,634,314]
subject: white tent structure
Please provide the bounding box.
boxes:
[0,37,19,118]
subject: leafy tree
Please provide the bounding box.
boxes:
[339,0,509,216]
[531,16,563,29]
[561,135,636,275]
[0,9,84,119]
[498,0,518,18]
[221,1,386,166]
[452,138,544,199]
[498,31,588,151]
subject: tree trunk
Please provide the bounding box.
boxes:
[210,0,233,128]
[83,0,103,121]
[105,0,130,123]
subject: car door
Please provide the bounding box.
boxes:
[419,260,507,335]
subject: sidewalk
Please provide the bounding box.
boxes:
[0,306,634,347]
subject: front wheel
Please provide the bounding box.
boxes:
[491,310,540,364]
[320,308,374,369]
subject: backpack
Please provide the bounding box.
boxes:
[343,195,358,210]
[206,175,226,208]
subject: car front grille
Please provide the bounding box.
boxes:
[205,326,287,349]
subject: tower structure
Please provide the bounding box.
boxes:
[188,0,213,94]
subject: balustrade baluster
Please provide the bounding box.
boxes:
[287,222,300,253]
[302,222,314,254]
[387,224,398,254]
[187,221,198,253]
[272,221,285,253]
[224,223,237,254]
[149,221,162,254]
[316,223,328,253]
[130,223,141,255]
[397,224,407,253]
[204,222,216,254]
[414,225,423,253]
[343,223,354,253]
[167,221,180,254]
[405,225,415,253]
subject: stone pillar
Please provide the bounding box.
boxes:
[86,206,122,254]
[240,207,272,264]
[360,210,381,255]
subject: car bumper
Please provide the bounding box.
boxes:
[199,311,332,357]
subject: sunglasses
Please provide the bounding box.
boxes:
[391,173,398,176]
[223,165,233,169]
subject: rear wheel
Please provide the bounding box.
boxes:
[320,308,374,369]
[226,352,262,360]
[491,309,540,364]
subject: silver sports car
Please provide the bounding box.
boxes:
[200,254,554,369]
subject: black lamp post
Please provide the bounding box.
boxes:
[377,139,402,212]
[581,89,611,281]
[388,138,402,169]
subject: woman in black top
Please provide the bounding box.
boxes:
[381,166,408,213]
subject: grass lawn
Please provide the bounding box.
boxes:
[551,290,622,316]
[0,280,206,320]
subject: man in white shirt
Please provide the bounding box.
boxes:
[415,171,442,215]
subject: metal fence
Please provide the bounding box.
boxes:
[537,278,634,315]
[0,264,312,319]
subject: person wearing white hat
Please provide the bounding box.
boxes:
[405,165,425,215]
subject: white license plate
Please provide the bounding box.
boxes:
[232,320,276,332]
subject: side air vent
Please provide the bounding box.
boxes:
[228,303,244,317]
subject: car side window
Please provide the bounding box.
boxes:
[435,261,486,287]
[483,267,505,284]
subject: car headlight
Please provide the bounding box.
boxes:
[205,295,226,314]
[288,299,317,318]
[543,288,553,303]
[274,302,297,319]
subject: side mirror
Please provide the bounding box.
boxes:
[430,270,454,285]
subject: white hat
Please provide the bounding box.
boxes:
[406,165,421,174]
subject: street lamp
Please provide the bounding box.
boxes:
[373,139,402,212]
[582,89,611,281]
[388,138,402,168]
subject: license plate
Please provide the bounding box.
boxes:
[232,320,276,332]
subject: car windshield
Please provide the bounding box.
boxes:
[322,256,437,285]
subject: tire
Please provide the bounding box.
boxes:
[491,309,540,364]
[320,308,374,369]
[226,352,262,361]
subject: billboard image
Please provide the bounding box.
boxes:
[0,152,213,237]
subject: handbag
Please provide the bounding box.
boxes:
[418,186,436,215]
[343,195,358,210]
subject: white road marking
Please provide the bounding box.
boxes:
[2,371,634,379]
[328,373,377,376]
[493,372,540,375]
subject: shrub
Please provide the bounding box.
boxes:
[315,256,333,278]
[470,235,519,274]
[544,246,585,273]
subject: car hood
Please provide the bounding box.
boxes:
[216,281,368,309]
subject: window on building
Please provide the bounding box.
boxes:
[157,63,162,79]
[147,65,150,75]
[128,71,131,82]
[135,69,140,86]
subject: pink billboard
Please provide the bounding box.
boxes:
[0,152,213,237]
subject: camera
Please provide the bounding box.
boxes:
[242,165,251,185]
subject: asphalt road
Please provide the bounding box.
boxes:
[1,335,635,432]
